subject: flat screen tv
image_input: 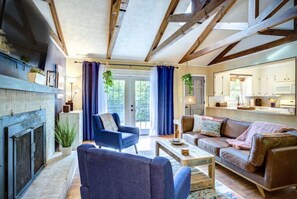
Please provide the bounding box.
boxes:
[0,0,51,70]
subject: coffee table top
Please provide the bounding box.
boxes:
[156,139,214,164]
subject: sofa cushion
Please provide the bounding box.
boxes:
[193,115,202,133]
[198,137,230,156]
[248,132,297,167]
[222,119,251,138]
[220,147,258,173]
[183,132,208,145]
[200,117,224,137]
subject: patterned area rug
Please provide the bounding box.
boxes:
[138,150,243,199]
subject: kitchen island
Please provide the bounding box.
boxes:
[206,106,297,129]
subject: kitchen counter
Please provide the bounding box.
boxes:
[206,106,295,116]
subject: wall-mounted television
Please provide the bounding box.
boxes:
[0,0,51,70]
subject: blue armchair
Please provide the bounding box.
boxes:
[93,113,139,153]
[77,144,191,199]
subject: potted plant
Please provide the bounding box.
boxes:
[181,73,193,94]
[103,70,114,93]
[28,67,46,85]
[55,119,76,156]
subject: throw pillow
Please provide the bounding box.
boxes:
[200,117,223,137]
[193,114,202,133]
[99,113,118,131]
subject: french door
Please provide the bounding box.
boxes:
[107,76,151,135]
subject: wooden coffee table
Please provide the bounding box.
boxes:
[155,139,215,191]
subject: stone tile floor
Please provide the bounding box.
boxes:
[22,152,77,199]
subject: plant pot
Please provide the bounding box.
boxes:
[28,72,46,85]
[61,146,72,156]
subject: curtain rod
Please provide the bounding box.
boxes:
[74,61,179,69]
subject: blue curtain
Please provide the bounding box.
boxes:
[82,61,100,140]
[157,66,174,135]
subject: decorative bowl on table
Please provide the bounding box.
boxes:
[170,138,185,145]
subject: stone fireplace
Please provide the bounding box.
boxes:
[1,110,46,198]
[0,88,56,199]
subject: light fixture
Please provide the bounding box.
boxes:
[185,96,197,105]
[66,76,78,111]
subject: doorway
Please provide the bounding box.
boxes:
[107,74,151,135]
[185,76,205,115]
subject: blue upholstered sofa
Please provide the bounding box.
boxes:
[93,113,139,153]
[77,144,191,199]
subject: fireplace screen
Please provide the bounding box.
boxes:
[0,109,46,199]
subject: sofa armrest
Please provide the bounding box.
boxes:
[174,166,191,199]
[248,132,297,167]
[264,146,297,189]
[180,116,194,133]
[118,126,139,136]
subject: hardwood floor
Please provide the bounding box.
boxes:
[67,136,297,199]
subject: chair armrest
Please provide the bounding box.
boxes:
[180,116,194,133]
[94,130,122,147]
[264,146,297,189]
[174,166,191,199]
[118,126,139,136]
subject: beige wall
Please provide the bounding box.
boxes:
[66,58,207,119]
[174,66,208,118]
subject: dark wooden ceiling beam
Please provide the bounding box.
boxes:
[146,0,227,61]
[167,13,192,23]
[181,5,297,63]
[179,0,236,64]
[208,41,240,65]
[209,34,297,65]
[144,0,180,62]
[259,29,294,36]
[107,0,129,59]
[48,0,68,55]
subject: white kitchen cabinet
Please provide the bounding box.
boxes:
[252,72,261,96]
[59,110,83,150]
[260,74,275,96]
[214,73,230,96]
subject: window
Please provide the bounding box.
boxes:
[107,80,125,124]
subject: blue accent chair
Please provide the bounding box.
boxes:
[77,144,191,199]
[93,113,139,153]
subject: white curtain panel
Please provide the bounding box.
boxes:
[98,64,108,114]
[149,67,158,136]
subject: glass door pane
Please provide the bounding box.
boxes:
[134,80,150,134]
[107,79,126,124]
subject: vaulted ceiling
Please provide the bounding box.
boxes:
[34,0,297,66]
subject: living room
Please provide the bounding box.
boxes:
[0,0,297,199]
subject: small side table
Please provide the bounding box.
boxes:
[173,119,181,139]
[59,110,83,150]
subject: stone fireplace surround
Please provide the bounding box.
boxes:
[0,89,56,160]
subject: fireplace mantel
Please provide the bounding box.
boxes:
[0,74,64,94]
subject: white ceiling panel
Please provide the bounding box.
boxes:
[54,0,110,57]
[112,0,170,60]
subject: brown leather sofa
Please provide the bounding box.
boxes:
[180,115,297,197]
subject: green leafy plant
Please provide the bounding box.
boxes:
[55,120,76,148]
[29,67,45,75]
[103,70,114,93]
[181,73,193,94]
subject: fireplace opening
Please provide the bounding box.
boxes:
[0,110,46,199]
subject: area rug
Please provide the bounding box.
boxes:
[138,150,243,199]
